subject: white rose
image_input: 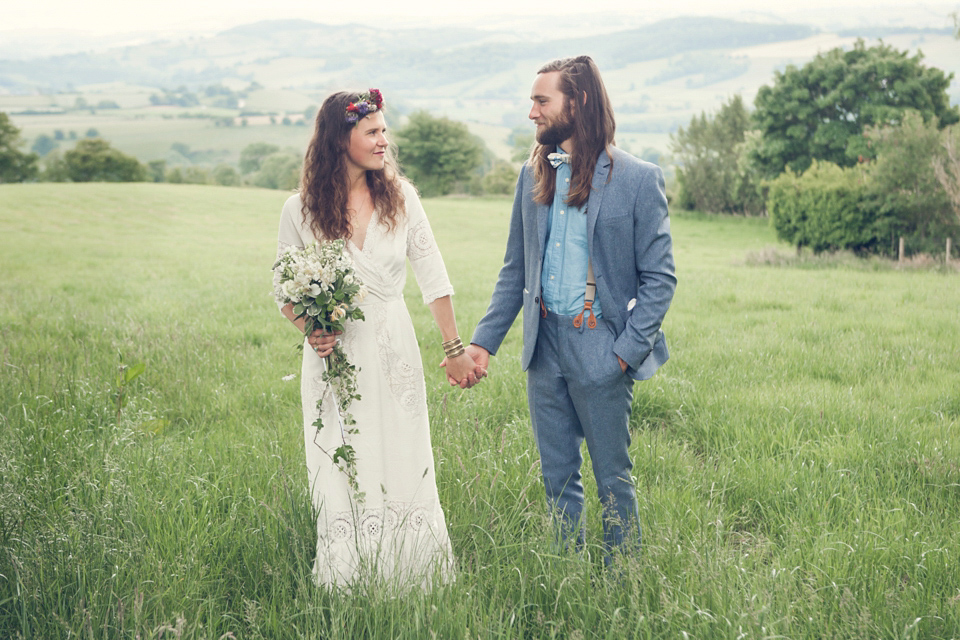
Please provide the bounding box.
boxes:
[282,280,301,301]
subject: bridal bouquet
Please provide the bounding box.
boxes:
[273,239,367,485]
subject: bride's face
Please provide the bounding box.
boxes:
[344,111,388,175]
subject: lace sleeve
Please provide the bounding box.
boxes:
[404,185,454,304]
[273,195,307,311]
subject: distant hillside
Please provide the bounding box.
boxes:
[0,17,816,94]
[1,15,957,169]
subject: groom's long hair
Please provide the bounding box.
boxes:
[530,56,616,209]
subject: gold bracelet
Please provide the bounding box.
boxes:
[442,336,462,348]
[444,345,465,359]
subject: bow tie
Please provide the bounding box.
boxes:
[547,152,570,169]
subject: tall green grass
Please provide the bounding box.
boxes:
[1,183,959,639]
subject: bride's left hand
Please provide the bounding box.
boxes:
[440,352,485,389]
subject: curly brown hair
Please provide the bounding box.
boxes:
[530,56,616,208]
[300,90,405,241]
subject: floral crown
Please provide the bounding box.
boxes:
[345,89,384,124]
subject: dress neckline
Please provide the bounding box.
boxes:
[348,209,378,254]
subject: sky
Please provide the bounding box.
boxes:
[3,0,957,36]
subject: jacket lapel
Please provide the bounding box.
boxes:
[536,200,549,256]
[586,149,612,255]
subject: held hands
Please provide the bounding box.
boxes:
[440,343,490,389]
[308,329,341,358]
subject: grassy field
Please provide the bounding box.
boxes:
[1,183,959,639]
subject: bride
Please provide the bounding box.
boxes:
[273,89,482,589]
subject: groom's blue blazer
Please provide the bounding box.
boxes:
[471,146,676,381]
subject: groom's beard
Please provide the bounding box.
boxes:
[536,106,575,147]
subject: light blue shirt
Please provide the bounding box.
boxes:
[540,147,602,319]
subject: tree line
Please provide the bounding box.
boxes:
[8,36,958,256]
[669,39,960,258]
[0,110,516,197]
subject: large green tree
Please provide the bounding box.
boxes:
[63,139,145,182]
[864,111,957,254]
[751,40,959,179]
[0,113,39,183]
[934,125,960,228]
[395,111,483,197]
[670,94,764,214]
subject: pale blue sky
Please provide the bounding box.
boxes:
[3,0,957,35]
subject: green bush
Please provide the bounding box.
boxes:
[40,151,69,182]
[211,164,241,187]
[864,112,959,256]
[182,166,212,185]
[767,161,882,254]
[250,152,300,190]
[768,114,960,257]
[480,161,518,196]
[63,139,146,182]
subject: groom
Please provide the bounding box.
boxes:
[467,56,676,558]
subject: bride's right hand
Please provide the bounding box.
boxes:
[308,329,341,358]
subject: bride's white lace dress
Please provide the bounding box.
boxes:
[274,181,455,589]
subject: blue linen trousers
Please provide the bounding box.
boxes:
[528,310,638,556]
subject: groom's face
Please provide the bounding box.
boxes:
[529,71,574,148]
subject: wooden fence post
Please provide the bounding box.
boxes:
[948,238,953,264]
[898,237,905,263]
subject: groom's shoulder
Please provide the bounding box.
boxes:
[514,161,534,195]
[609,146,660,181]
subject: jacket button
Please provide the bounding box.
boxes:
[534,296,539,304]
